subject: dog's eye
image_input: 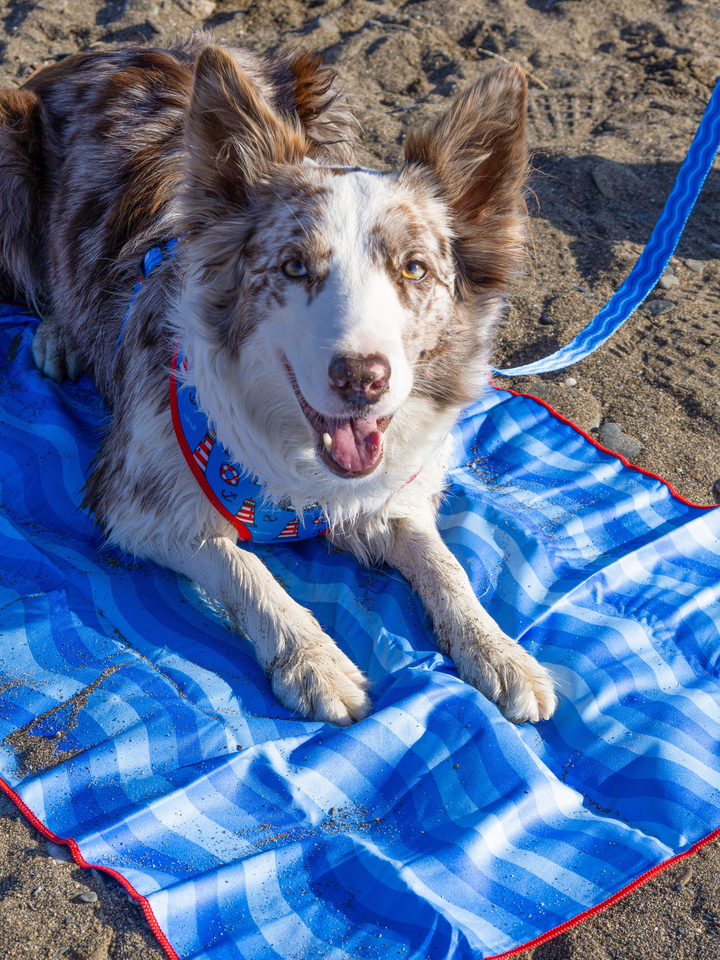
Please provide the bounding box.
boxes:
[401,262,426,281]
[282,260,309,278]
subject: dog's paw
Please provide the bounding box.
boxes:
[270,634,372,726]
[32,317,82,383]
[449,625,557,724]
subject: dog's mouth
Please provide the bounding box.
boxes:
[284,361,392,477]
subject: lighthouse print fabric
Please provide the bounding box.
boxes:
[170,339,328,543]
[1,308,720,960]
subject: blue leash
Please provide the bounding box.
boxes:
[493,79,720,377]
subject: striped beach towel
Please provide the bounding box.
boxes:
[0,306,718,960]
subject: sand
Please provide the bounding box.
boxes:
[0,0,718,957]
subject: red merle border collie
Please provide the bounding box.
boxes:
[0,34,556,725]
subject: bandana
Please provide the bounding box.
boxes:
[169,340,329,543]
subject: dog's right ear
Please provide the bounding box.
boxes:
[184,45,308,231]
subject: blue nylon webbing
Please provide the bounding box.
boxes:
[113,236,180,358]
[493,79,720,377]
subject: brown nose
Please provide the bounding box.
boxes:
[328,354,391,405]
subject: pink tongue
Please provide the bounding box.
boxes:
[329,417,383,473]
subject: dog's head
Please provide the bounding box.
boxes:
[176,45,527,506]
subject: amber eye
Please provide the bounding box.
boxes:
[401,262,426,280]
[282,260,308,278]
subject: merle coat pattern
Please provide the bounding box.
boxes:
[0,35,557,726]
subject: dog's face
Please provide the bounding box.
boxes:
[226,165,459,480]
[176,46,528,509]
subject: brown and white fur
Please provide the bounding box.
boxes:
[0,35,557,726]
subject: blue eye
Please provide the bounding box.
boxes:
[401,262,426,280]
[282,260,308,277]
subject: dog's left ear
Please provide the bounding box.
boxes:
[403,64,528,294]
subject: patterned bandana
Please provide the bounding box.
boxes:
[170,340,329,543]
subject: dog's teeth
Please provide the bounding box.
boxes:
[323,432,333,452]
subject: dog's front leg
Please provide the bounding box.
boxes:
[148,535,371,726]
[380,514,557,723]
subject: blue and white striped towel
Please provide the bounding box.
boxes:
[0,308,718,960]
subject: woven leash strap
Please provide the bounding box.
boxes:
[493,79,720,377]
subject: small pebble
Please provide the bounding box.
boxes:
[678,863,693,886]
[597,423,643,459]
[663,265,675,276]
[31,886,43,895]
[685,258,704,274]
[47,842,72,862]
[79,890,98,903]
[453,764,460,769]
[564,377,577,387]
[174,0,216,17]
[236,745,243,750]
[646,299,675,316]
[330,807,337,816]
[713,478,720,503]
[539,312,554,325]
[658,274,679,290]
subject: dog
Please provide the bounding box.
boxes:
[0,34,557,726]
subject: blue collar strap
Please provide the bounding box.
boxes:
[114,237,181,358]
[169,341,329,543]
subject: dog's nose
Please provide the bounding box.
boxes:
[328,354,391,405]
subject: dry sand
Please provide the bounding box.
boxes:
[0,0,719,957]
